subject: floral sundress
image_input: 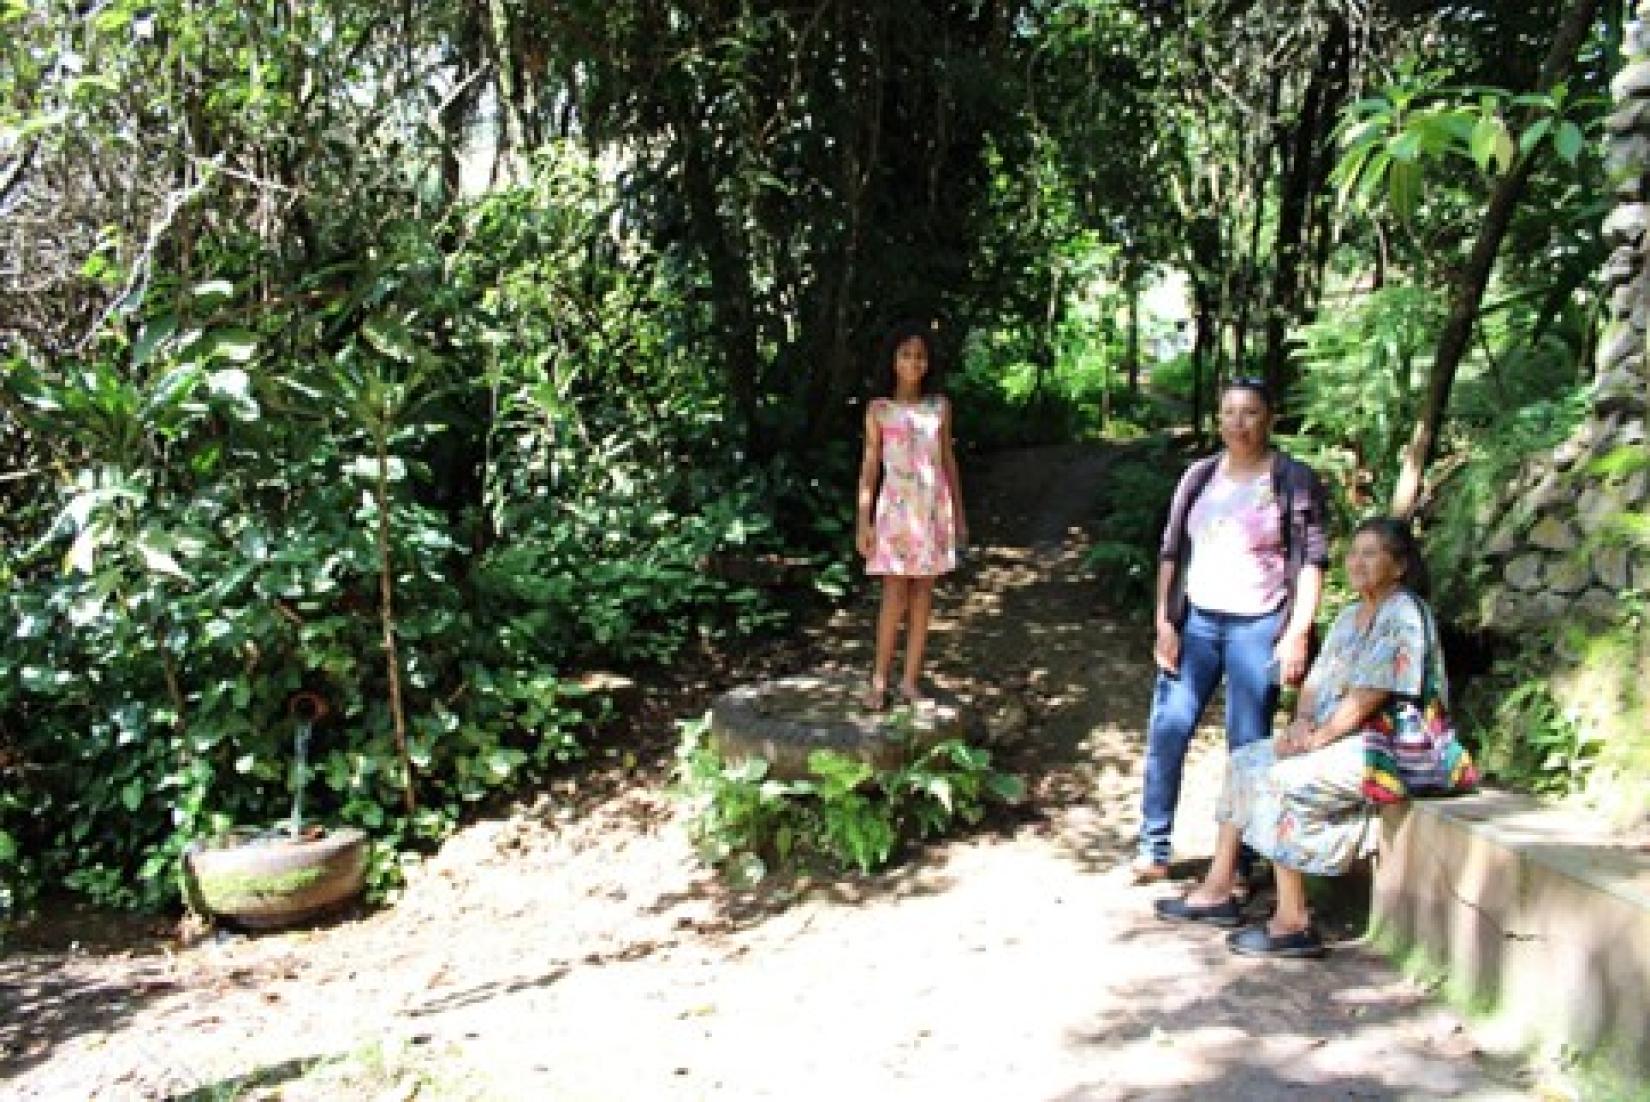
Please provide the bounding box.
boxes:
[866,396,957,577]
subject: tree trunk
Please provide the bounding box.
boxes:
[1233,73,1281,373]
[675,111,764,449]
[1261,14,1347,402]
[486,0,528,183]
[374,424,417,815]
[1390,0,1602,518]
[806,8,885,448]
[1125,261,1142,396]
[1302,16,1354,326]
[1191,277,1219,443]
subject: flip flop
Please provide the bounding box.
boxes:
[863,681,889,712]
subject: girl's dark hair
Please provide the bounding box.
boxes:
[876,319,942,397]
[1220,375,1275,413]
[1354,515,1430,599]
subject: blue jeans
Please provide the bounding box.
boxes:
[1138,604,1283,865]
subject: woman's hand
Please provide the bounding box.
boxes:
[1274,627,1311,687]
[1275,717,1315,757]
[1153,620,1181,675]
[856,523,874,559]
[955,515,970,549]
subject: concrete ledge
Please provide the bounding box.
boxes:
[1372,789,1650,1081]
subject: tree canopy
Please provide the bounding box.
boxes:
[2,0,1639,912]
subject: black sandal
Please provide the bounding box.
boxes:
[1227,923,1325,959]
[1154,895,1243,927]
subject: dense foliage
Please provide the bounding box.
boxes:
[676,715,1024,878]
[3,0,1644,913]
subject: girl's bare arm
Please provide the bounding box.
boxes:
[856,404,882,556]
[940,397,967,543]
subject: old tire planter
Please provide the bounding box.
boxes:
[709,673,974,781]
[182,827,368,930]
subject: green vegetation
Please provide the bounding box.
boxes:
[676,715,1024,879]
[1081,440,1183,614]
[2,0,1644,920]
[174,1039,481,1101]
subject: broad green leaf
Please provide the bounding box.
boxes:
[121,778,145,811]
[1388,130,1423,162]
[207,368,252,400]
[1345,96,1395,118]
[1437,113,1476,144]
[1519,117,1553,156]
[362,315,416,362]
[1355,151,1392,207]
[131,315,177,367]
[927,776,953,812]
[192,279,234,301]
[203,330,257,363]
[986,773,1027,803]
[1336,118,1386,152]
[723,758,769,783]
[138,541,188,580]
[485,747,527,779]
[65,526,99,574]
[68,75,119,100]
[67,594,105,628]
[91,3,131,30]
[1553,121,1585,165]
[1469,116,1504,171]
[1388,159,1422,221]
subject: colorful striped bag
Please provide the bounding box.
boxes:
[1361,597,1480,805]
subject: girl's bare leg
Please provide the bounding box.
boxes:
[1269,866,1311,935]
[1184,822,1243,905]
[899,576,936,700]
[869,577,909,708]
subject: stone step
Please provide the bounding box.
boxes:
[1371,789,1650,1085]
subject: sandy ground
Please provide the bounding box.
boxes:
[0,444,1538,1101]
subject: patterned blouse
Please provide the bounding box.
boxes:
[1303,589,1443,729]
[1183,467,1287,616]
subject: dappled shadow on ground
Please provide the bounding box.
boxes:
[1051,928,1529,1101]
[4,443,1522,1099]
[775,440,1154,897]
[172,1054,340,1101]
[405,966,571,1018]
[0,954,178,1080]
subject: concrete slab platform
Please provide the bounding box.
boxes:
[1372,788,1650,1083]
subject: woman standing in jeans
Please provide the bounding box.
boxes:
[1132,378,1330,882]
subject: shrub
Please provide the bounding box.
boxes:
[675,714,1025,878]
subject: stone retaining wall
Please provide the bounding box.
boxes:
[1474,4,1650,633]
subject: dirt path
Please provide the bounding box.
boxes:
[1,444,1533,1101]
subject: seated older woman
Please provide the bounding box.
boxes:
[1153,517,1449,958]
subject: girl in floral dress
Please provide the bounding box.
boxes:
[855,321,968,710]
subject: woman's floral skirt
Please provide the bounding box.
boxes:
[1218,738,1376,876]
